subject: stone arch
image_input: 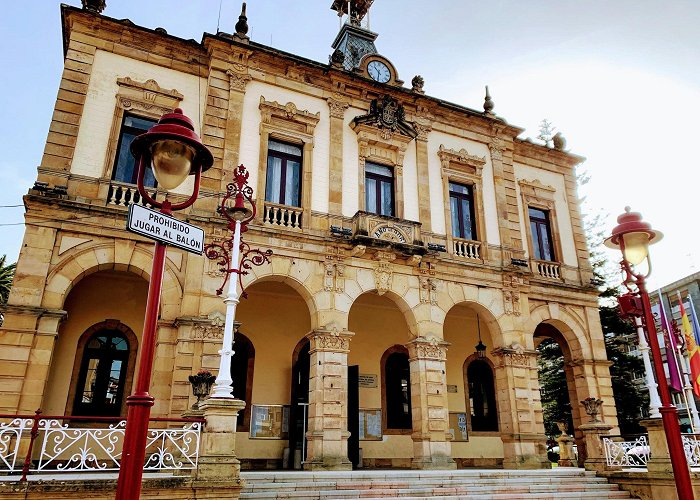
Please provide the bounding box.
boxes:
[241,265,318,328]
[43,241,183,312]
[443,300,503,348]
[338,267,420,337]
[524,303,591,360]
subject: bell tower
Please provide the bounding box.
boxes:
[330,0,378,71]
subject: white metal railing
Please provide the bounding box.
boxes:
[262,202,303,230]
[603,435,649,468]
[683,434,700,466]
[0,414,202,477]
[453,238,481,260]
[533,259,561,279]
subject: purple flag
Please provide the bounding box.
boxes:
[657,291,683,393]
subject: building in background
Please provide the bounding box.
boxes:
[0,1,615,470]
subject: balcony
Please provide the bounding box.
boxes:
[532,259,562,280]
[452,238,481,260]
[107,180,156,208]
[349,211,425,255]
[262,201,303,231]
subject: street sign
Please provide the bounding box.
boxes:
[127,204,205,255]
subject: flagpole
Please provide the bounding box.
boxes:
[678,292,700,431]
[659,291,695,430]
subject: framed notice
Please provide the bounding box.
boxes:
[249,405,290,439]
[358,408,382,441]
[448,412,468,442]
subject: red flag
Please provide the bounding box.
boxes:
[678,292,700,398]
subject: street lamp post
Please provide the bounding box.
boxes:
[605,207,694,500]
[115,109,213,500]
[204,165,272,399]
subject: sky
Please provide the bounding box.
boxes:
[0,0,699,290]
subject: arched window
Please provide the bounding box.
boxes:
[73,329,131,416]
[382,346,412,431]
[466,359,498,432]
[231,332,255,431]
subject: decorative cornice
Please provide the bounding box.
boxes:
[307,326,354,353]
[492,342,538,368]
[407,336,449,361]
[438,145,486,177]
[259,96,320,135]
[327,94,350,119]
[116,77,183,116]
[227,70,252,92]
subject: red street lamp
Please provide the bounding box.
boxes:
[605,207,694,500]
[115,108,213,500]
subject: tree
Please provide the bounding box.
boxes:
[0,255,16,325]
[537,164,649,439]
[537,119,556,148]
[537,338,573,438]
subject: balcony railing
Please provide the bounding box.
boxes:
[453,238,481,260]
[262,202,303,230]
[532,259,561,280]
[0,411,203,480]
[107,181,157,208]
[683,434,700,467]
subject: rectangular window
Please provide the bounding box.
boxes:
[529,207,555,261]
[449,182,476,240]
[265,139,302,207]
[365,163,394,217]
[112,114,158,187]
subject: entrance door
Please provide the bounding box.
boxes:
[288,340,310,469]
[348,365,360,468]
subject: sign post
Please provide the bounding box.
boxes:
[127,203,205,254]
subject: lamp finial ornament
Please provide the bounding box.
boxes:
[483,85,495,114]
[235,2,249,39]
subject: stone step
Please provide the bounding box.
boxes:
[239,469,636,500]
[243,479,613,492]
[241,491,632,500]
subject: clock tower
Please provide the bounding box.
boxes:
[330,0,402,86]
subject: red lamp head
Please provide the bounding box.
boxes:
[130,108,214,191]
[604,207,663,266]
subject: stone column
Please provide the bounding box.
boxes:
[578,422,613,472]
[406,336,456,470]
[414,122,432,232]
[641,418,673,473]
[578,398,613,472]
[555,422,577,467]
[327,95,349,218]
[196,397,246,481]
[493,343,550,469]
[304,327,354,470]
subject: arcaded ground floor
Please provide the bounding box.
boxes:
[0,237,617,470]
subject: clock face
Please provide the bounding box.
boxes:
[367,60,391,83]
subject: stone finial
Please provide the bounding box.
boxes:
[234,2,249,41]
[81,0,106,13]
[411,75,425,94]
[483,85,494,114]
[552,131,566,150]
[330,48,345,68]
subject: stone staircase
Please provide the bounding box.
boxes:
[240,469,636,499]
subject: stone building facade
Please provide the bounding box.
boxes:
[0,2,617,471]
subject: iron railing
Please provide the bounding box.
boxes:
[0,410,204,480]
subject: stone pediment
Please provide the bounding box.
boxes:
[352,95,417,139]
